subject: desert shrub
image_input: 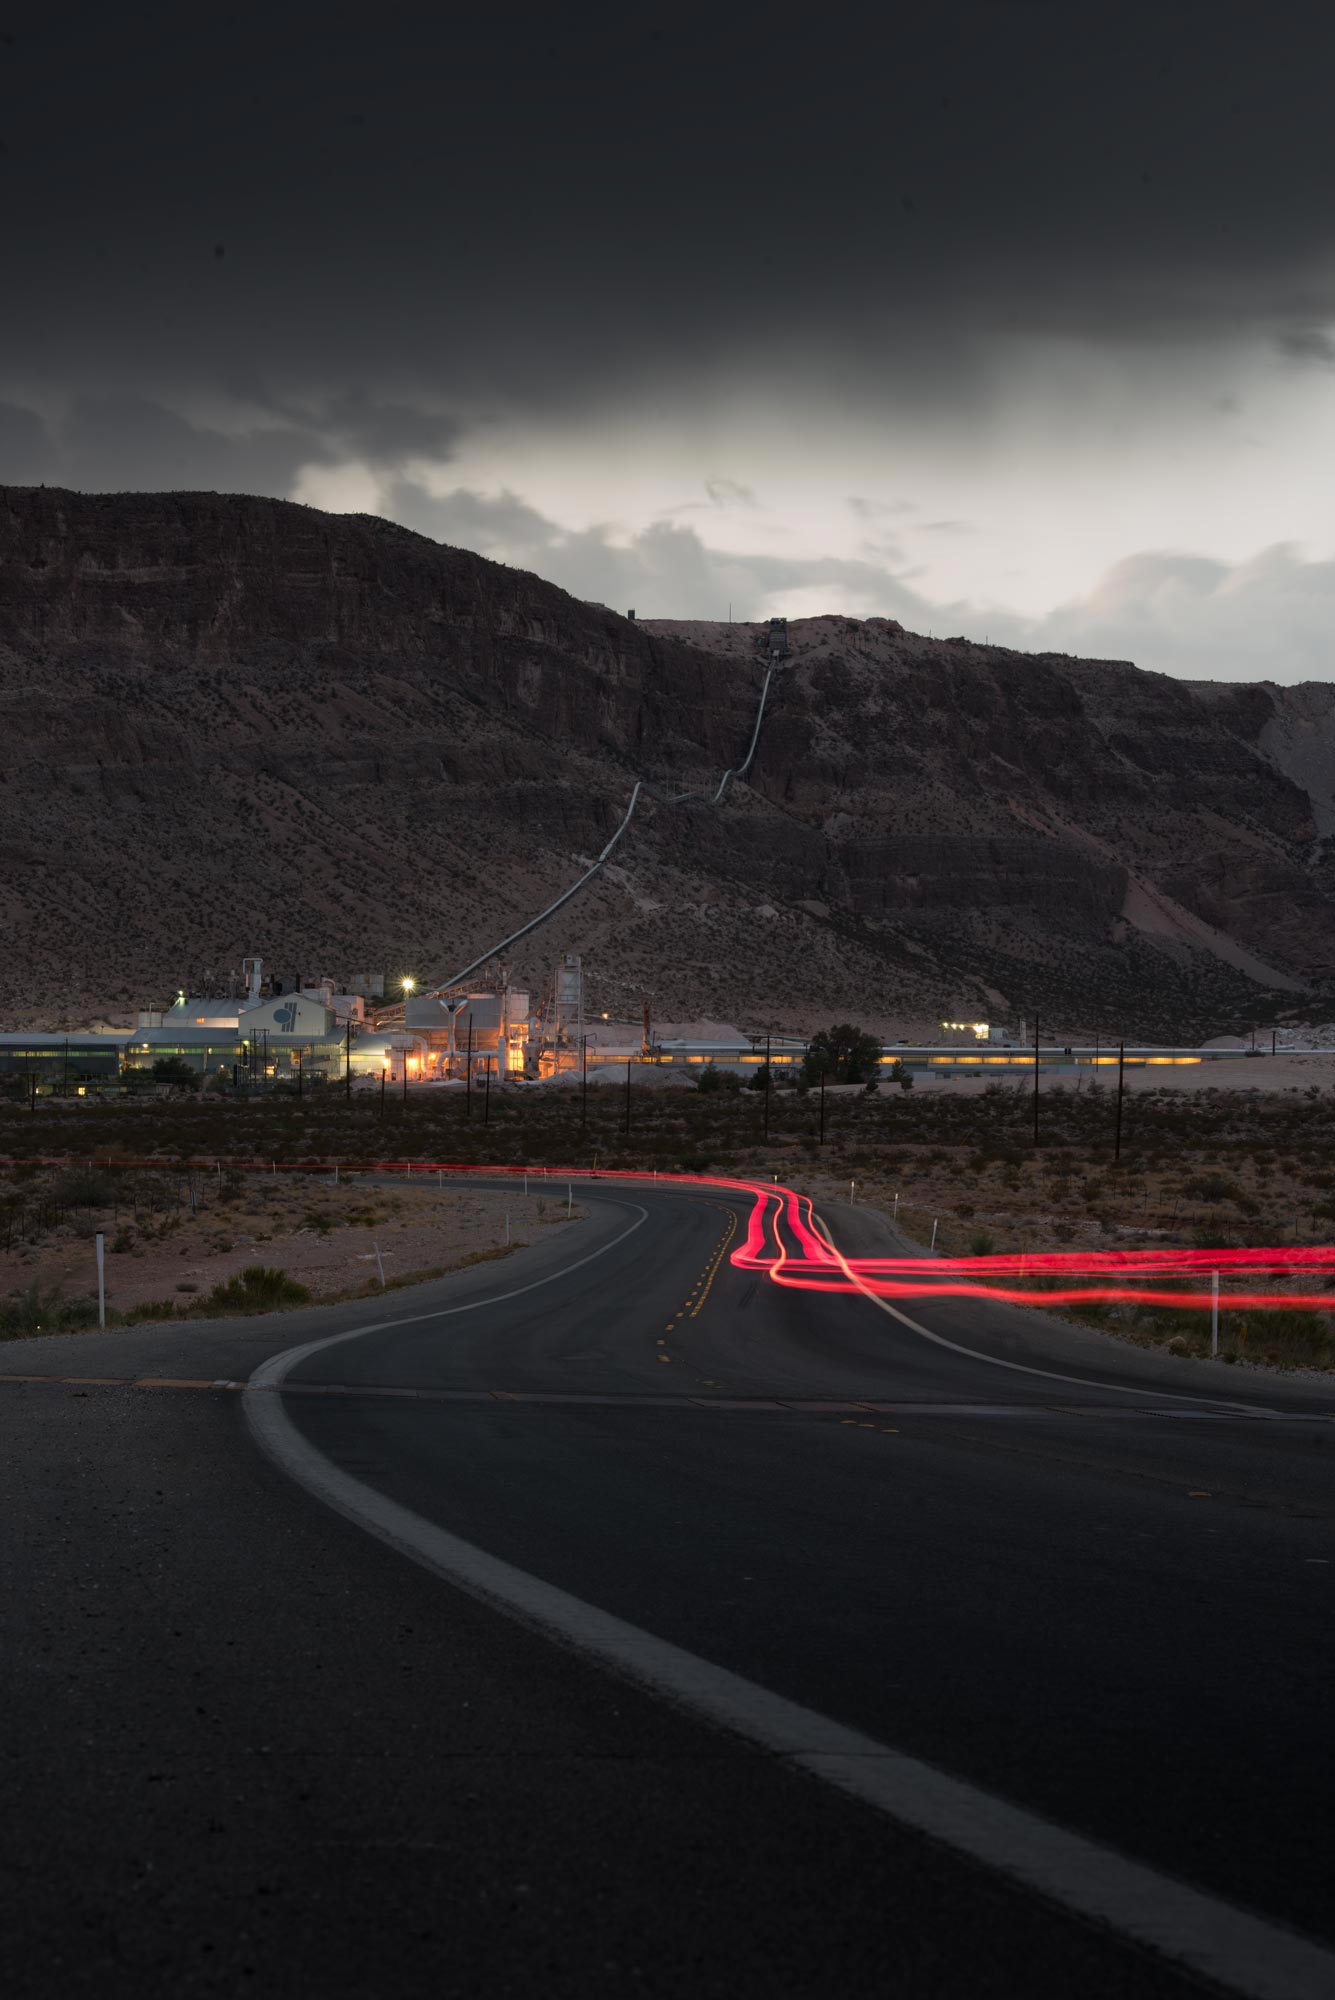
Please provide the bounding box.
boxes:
[51,1167,118,1207]
[150,1056,200,1091]
[968,1229,995,1256]
[204,1265,311,1313]
[0,1282,60,1336]
[1184,1173,1241,1204]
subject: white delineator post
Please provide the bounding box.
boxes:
[374,1242,386,1289]
[850,1181,857,1205]
[1211,1271,1220,1358]
[567,1184,572,1217]
[930,1218,938,1252]
[893,1192,900,1221]
[95,1232,106,1329]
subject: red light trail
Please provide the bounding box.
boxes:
[2,1154,1328,1314]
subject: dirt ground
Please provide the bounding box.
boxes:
[877,1054,1335,1097]
[0,1171,580,1323]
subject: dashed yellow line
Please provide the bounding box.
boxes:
[655,1207,739,1364]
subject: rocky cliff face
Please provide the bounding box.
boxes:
[1,485,1331,1036]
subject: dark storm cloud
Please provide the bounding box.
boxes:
[3,2,1335,416]
[0,403,51,484]
[0,388,462,495]
[55,396,332,497]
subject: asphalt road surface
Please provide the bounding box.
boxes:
[2,1176,1333,1998]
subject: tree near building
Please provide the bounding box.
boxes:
[801,1024,883,1087]
[150,1055,199,1091]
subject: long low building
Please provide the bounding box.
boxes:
[0,1022,1298,1094]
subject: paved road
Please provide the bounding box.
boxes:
[2,1176,1332,1997]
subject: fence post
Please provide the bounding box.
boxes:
[1211,1270,1220,1358]
[96,1232,106,1329]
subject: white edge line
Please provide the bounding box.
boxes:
[809,1212,1277,1416]
[244,1196,1335,2000]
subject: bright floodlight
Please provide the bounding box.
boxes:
[402,976,416,994]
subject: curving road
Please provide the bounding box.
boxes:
[3,1175,1333,1997]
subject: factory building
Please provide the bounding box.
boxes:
[0,944,1236,1097]
[0,1032,128,1089]
[394,990,530,1080]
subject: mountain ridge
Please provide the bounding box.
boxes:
[1,484,1332,1037]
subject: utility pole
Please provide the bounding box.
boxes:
[581,1035,588,1129]
[1032,1014,1040,1147]
[624,1054,632,1137]
[402,1049,407,1106]
[763,1031,772,1142]
[483,1062,491,1124]
[296,1048,303,1099]
[344,1018,352,1101]
[465,1020,473,1120]
[819,1063,826,1145]
[1272,1027,1277,1057]
[379,1066,386,1118]
[1114,1040,1126,1162]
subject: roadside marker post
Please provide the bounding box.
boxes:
[95,1232,105,1329]
[374,1243,385,1289]
[930,1218,938,1252]
[850,1181,856,1205]
[1211,1271,1220,1357]
[505,1213,511,1246]
[567,1184,573,1217]
[893,1192,900,1221]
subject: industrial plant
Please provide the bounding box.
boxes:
[0,948,1235,1097]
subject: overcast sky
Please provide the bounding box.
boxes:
[4,2,1335,680]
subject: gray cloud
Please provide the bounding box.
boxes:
[1009,545,1335,683]
[703,478,757,508]
[849,497,916,520]
[386,478,923,621]
[1277,328,1335,365]
[390,478,1335,684]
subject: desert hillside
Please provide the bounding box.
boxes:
[1,485,1332,1037]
